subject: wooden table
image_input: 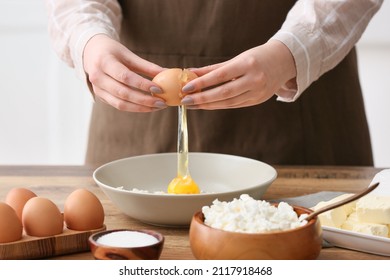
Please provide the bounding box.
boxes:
[0,165,388,260]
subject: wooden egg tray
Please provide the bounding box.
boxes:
[0,225,106,260]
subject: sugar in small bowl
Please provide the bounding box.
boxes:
[88,229,164,260]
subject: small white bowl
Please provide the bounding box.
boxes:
[93,152,277,226]
[88,229,164,260]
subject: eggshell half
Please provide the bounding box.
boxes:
[152,68,198,106]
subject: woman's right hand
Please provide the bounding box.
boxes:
[83,34,167,112]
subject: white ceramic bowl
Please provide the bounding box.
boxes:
[93,152,277,226]
[88,229,164,260]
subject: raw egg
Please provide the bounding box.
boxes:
[0,202,23,243]
[167,176,200,194]
[22,197,64,237]
[152,68,198,106]
[5,187,37,221]
[167,104,200,194]
[64,189,105,231]
[153,68,201,194]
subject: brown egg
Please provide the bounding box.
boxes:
[5,187,37,221]
[22,197,64,237]
[64,189,105,231]
[152,68,198,106]
[0,202,23,243]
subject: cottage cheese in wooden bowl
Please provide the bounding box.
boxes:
[189,195,322,260]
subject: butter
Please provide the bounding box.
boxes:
[356,195,390,224]
[313,193,355,228]
[346,223,388,237]
[341,212,359,230]
[314,201,347,227]
[335,193,356,215]
[342,212,389,238]
[313,193,390,238]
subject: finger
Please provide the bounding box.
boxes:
[190,62,226,76]
[101,59,162,93]
[187,90,249,110]
[122,52,165,78]
[93,85,166,112]
[187,90,272,110]
[182,62,240,94]
[182,77,247,105]
[94,72,167,108]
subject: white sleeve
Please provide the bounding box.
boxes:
[270,0,383,102]
[45,0,122,79]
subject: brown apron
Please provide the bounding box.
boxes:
[86,0,373,166]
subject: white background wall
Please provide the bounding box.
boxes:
[0,0,92,165]
[0,0,389,167]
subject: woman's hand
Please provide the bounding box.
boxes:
[83,34,167,112]
[181,40,297,109]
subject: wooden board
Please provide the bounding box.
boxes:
[0,225,106,260]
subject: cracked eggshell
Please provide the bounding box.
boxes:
[152,68,198,106]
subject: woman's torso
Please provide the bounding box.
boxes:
[86,0,373,166]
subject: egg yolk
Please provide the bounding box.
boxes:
[167,175,200,194]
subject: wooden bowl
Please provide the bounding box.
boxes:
[88,229,164,260]
[189,205,322,260]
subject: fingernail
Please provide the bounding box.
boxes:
[182,83,195,93]
[150,86,163,94]
[181,96,194,105]
[154,100,167,108]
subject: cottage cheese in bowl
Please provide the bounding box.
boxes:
[190,194,322,259]
[202,194,308,233]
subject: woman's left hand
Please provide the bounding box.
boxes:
[180,40,297,109]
